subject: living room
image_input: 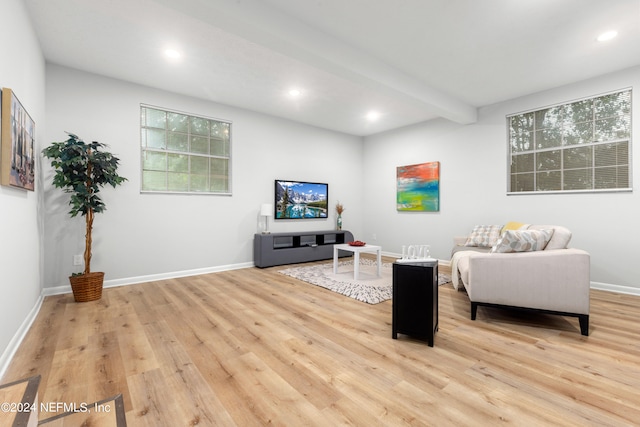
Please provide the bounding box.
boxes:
[1,0,640,424]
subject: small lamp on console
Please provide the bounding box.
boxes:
[260,203,273,234]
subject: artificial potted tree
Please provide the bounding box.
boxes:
[42,133,127,302]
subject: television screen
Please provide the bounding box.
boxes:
[275,180,328,219]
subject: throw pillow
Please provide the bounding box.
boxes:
[528,225,572,249]
[464,225,503,248]
[501,221,529,234]
[491,229,555,253]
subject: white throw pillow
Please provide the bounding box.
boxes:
[528,225,572,249]
[490,229,555,253]
[464,225,503,248]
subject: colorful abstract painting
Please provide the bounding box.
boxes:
[397,161,440,212]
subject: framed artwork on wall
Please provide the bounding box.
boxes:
[397,161,440,212]
[1,88,35,191]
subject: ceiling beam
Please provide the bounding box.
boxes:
[154,0,477,124]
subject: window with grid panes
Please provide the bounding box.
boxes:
[508,89,631,193]
[140,106,231,194]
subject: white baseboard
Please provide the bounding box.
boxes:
[40,260,640,299]
[42,261,255,297]
[591,281,640,296]
[0,295,44,380]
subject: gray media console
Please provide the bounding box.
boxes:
[254,230,354,268]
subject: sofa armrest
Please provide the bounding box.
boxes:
[467,248,590,314]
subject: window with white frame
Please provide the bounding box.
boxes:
[508,89,631,193]
[140,105,231,194]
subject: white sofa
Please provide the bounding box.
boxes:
[451,224,590,336]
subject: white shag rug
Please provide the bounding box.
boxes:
[278,259,451,304]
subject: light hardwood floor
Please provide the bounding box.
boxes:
[3,258,640,426]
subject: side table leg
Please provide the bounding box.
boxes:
[354,251,360,280]
[376,249,382,277]
[333,246,339,274]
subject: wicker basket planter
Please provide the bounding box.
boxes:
[69,272,105,302]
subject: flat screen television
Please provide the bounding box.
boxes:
[275,179,328,220]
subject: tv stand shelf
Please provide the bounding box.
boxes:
[254,230,354,268]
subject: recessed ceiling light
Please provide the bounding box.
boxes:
[288,89,302,97]
[164,49,181,60]
[366,111,381,121]
[596,30,618,42]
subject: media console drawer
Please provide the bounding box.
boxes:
[273,236,294,249]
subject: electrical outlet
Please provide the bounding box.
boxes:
[73,254,83,266]
[372,233,377,240]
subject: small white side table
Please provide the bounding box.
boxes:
[333,243,382,280]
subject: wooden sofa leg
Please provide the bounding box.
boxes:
[579,315,589,336]
[471,302,478,320]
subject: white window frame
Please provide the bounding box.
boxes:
[140,104,232,195]
[507,88,632,194]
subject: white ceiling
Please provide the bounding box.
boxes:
[24,0,640,136]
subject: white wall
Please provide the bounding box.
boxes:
[363,65,640,291]
[43,65,364,288]
[0,0,45,374]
